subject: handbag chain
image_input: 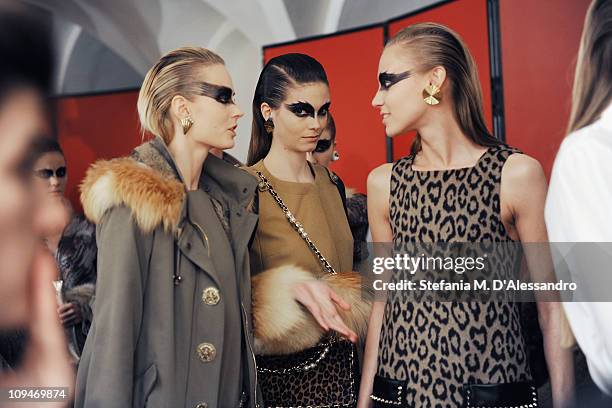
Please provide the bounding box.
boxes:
[256,171,337,275]
[257,337,336,374]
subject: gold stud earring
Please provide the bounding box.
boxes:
[423,84,441,105]
[181,116,194,134]
[264,117,274,134]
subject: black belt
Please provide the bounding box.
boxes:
[370,374,538,407]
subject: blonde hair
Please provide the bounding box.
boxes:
[137,47,224,144]
[567,0,612,134]
[387,23,501,154]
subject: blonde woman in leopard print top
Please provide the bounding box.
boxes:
[358,23,574,408]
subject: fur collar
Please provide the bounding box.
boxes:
[80,138,258,234]
[80,142,185,234]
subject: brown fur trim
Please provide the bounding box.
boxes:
[252,266,372,355]
[252,265,320,355]
[80,158,185,234]
[321,272,372,340]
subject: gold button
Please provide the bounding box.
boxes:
[202,287,220,306]
[194,403,207,408]
[197,342,216,362]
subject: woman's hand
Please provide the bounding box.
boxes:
[292,280,357,342]
[58,302,82,327]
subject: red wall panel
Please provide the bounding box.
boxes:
[56,90,142,212]
[500,0,591,179]
[264,27,385,193]
[388,0,493,160]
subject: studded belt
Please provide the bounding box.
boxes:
[370,375,538,408]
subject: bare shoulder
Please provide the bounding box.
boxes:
[367,163,393,195]
[501,152,547,215]
[503,153,547,189]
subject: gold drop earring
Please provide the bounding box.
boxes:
[181,115,194,134]
[423,83,442,105]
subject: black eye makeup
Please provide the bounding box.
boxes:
[313,139,333,153]
[199,82,235,105]
[35,166,67,179]
[378,70,412,90]
[285,101,331,118]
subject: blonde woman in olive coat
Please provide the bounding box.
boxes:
[75,47,261,408]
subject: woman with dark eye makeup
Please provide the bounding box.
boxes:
[27,137,98,361]
[30,138,72,254]
[244,53,371,407]
[359,23,574,407]
[310,112,339,168]
[75,47,261,408]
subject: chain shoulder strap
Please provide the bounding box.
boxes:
[256,171,336,275]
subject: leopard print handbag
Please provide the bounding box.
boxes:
[255,171,360,407]
[257,336,360,407]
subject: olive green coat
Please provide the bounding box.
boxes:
[75,138,261,408]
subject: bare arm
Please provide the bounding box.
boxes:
[502,154,575,408]
[357,163,393,408]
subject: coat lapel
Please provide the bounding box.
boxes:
[136,138,222,285]
[176,219,220,287]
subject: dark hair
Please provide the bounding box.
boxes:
[325,112,336,142]
[0,4,53,104]
[30,137,64,163]
[567,0,612,133]
[247,53,329,166]
[388,23,502,155]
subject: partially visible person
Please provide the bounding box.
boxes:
[28,137,97,361]
[310,112,339,168]
[0,3,74,404]
[30,138,73,254]
[55,214,97,360]
[0,6,51,331]
[545,0,612,401]
[310,113,369,265]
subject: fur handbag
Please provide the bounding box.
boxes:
[252,171,371,407]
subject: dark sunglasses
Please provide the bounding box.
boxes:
[313,139,333,153]
[35,167,66,179]
[198,82,236,105]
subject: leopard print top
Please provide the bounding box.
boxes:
[377,145,531,407]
